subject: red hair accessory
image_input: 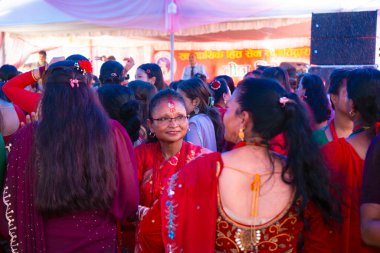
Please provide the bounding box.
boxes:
[375,122,380,135]
[145,69,151,74]
[74,60,93,74]
[210,80,221,90]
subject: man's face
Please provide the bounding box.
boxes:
[39,54,46,64]
[189,53,196,66]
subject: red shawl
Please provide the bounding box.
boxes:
[321,138,378,253]
[135,141,207,208]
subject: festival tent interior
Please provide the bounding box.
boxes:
[1,0,380,81]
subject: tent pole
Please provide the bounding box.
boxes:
[1,32,5,65]
[170,32,174,82]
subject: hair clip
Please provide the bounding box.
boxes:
[110,73,118,77]
[279,97,294,107]
[210,80,221,90]
[208,96,215,107]
[70,78,79,88]
[145,69,151,74]
[74,60,93,75]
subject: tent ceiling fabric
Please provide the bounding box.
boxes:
[43,0,380,32]
[1,0,380,33]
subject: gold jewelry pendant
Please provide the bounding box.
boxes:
[235,228,261,252]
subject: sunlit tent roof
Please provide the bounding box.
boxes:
[1,0,380,68]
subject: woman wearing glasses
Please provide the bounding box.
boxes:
[122,89,209,252]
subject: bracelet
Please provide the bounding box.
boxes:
[137,205,149,221]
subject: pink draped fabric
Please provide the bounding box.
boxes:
[42,0,380,33]
[44,0,276,32]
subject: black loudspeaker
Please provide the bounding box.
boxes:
[310,11,380,65]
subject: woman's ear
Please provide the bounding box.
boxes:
[148,76,156,85]
[192,97,201,107]
[147,118,154,133]
[330,94,338,106]
[240,110,250,126]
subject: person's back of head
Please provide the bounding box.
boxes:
[262,67,291,92]
[0,64,18,82]
[235,78,340,222]
[328,69,350,95]
[36,59,116,215]
[137,63,167,91]
[66,54,89,61]
[97,84,141,142]
[178,78,223,148]
[300,73,331,124]
[193,73,207,83]
[328,69,350,110]
[99,60,125,85]
[216,75,235,93]
[347,68,380,128]
[209,78,230,105]
[128,80,157,129]
[169,80,183,91]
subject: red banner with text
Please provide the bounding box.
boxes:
[153,47,310,84]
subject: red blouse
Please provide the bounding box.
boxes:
[2,70,41,114]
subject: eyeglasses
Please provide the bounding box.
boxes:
[152,115,189,125]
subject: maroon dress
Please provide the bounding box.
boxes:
[0,120,138,253]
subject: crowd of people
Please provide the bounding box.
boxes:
[0,51,379,253]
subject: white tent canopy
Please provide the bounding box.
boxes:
[1,0,380,70]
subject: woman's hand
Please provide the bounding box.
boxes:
[20,112,38,127]
[123,57,135,73]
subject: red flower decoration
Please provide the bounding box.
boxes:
[210,80,221,90]
[78,60,93,74]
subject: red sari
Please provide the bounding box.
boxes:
[321,138,378,253]
[139,152,335,253]
[122,141,208,252]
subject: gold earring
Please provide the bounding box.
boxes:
[349,110,356,118]
[238,128,245,142]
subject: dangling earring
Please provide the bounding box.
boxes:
[148,131,156,138]
[194,106,200,115]
[238,128,245,142]
[349,110,356,118]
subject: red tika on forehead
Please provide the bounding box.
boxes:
[167,96,176,113]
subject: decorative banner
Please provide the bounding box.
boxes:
[153,47,310,84]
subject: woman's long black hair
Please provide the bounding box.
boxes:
[97,84,141,142]
[301,74,331,124]
[177,78,224,150]
[35,60,116,215]
[235,78,340,223]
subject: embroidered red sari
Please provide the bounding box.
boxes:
[122,141,208,252]
[139,152,335,253]
[321,138,378,253]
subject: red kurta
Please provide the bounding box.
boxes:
[321,138,379,253]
